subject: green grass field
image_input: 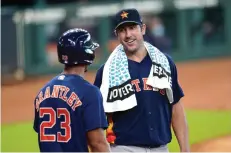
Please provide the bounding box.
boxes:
[1,110,231,152]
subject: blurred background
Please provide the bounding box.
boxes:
[1,0,231,152]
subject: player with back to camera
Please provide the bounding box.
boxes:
[33,28,110,152]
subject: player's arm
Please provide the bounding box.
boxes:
[87,128,110,152]
[172,100,190,152]
[166,55,190,152]
[83,86,110,152]
[33,99,39,133]
[171,72,190,152]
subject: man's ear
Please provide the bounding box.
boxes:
[141,24,146,35]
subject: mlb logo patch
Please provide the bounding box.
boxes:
[58,75,65,80]
[62,55,68,61]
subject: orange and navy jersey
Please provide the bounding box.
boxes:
[33,74,108,152]
[94,53,184,147]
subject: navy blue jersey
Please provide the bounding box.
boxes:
[33,74,108,152]
[94,54,184,147]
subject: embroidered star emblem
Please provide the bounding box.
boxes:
[121,11,128,19]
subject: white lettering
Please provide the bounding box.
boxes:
[112,89,118,99]
[158,66,163,76]
[122,87,127,96]
[169,77,172,87]
[108,83,134,101]
[154,65,159,74]
[126,84,134,92]
[118,88,123,98]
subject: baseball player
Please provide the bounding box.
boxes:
[33,28,110,152]
[94,8,190,152]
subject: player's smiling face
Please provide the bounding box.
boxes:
[115,23,146,53]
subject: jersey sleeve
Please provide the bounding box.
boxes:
[165,54,184,104]
[83,85,108,132]
[33,99,39,133]
[93,64,104,88]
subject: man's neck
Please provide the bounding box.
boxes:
[62,66,85,78]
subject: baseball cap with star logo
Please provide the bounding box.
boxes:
[113,8,143,31]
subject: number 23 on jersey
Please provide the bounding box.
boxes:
[39,107,71,142]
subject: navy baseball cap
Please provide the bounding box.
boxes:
[114,8,143,31]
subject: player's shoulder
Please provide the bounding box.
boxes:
[53,74,86,87]
[83,82,103,103]
[97,64,105,73]
[69,74,100,92]
[162,53,180,77]
[95,64,105,79]
[85,82,102,94]
[37,74,83,93]
[163,53,176,67]
[152,43,175,66]
[36,76,56,92]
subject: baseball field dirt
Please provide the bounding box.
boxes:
[2,57,231,151]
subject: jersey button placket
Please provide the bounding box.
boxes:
[147,111,154,132]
